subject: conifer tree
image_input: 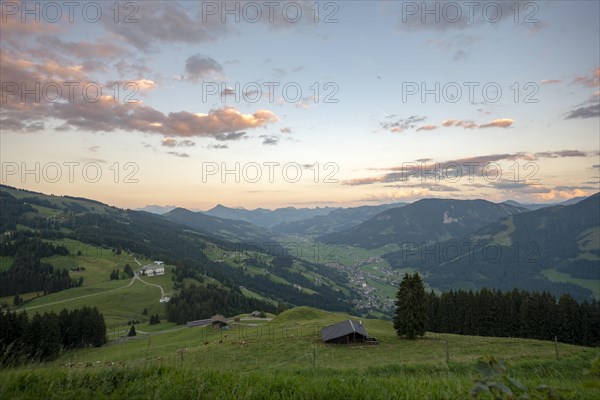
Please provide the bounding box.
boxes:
[127,324,136,337]
[394,273,427,339]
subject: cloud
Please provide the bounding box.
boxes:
[80,157,108,164]
[479,118,514,129]
[161,138,178,147]
[221,87,236,97]
[294,96,318,110]
[534,188,589,201]
[0,118,44,133]
[439,118,513,129]
[161,138,196,147]
[115,60,152,77]
[260,135,280,146]
[0,52,278,138]
[343,176,387,186]
[88,146,100,152]
[416,125,437,132]
[280,127,293,134]
[395,1,535,32]
[383,183,461,192]
[565,102,600,119]
[441,119,478,129]
[572,67,600,88]
[179,140,196,147]
[130,79,157,93]
[359,190,434,203]
[214,131,248,141]
[554,185,598,191]
[342,150,593,186]
[167,151,190,158]
[185,54,223,82]
[382,115,427,132]
[208,144,229,150]
[533,150,588,158]
[101,2,229,51]
[35,35,127,61]
[490,181,550,193]
[541,79,562,85]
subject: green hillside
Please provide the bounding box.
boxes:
[385,193,600,302]
[0,186,357,323]
[319,198,526,249]
[1,307,598,399]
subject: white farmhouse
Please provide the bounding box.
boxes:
[142,260,165,276]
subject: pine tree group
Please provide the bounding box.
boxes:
[393,273,427,339]
[0,306,107,365]
[424,288,600,347]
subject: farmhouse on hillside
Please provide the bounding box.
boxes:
[321,320,378,345]
[142,261,165,276]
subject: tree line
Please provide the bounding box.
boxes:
[426,288,600,347]
[167,283,276,324]
[0,307,107,365]
[0,235,82,297]
[394,273,600,347]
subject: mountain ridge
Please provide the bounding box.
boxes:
[319,198,528,249]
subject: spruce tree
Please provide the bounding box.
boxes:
[127,324,136,337]
[394,273,427,339]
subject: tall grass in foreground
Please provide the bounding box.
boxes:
[1,355,599,400]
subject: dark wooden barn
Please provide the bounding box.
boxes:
[211,314,229,330]
[321,320,378,344]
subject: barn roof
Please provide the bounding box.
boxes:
[211,314,228,324]
[186,319,211,328]
[321,320,368,342]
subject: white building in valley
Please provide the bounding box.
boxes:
[142,261,165,276]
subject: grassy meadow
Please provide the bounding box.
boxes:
[1,307,599,399]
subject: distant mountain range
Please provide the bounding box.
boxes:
[384,193,599,301]
[163,207,272,243]
[271,202,407,235]
[203,204,338,228]
[135,205,176,214]
[318,199,527,249]
[501,197,588,210]
[136,197,584,234]
[1,183,597,306]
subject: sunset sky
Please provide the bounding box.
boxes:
[1,1,599,210]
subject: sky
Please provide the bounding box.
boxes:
[1,0,599,210]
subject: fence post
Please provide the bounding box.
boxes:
[554,336,559,360]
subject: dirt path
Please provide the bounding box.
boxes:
[135,275,166,298]
[19,269,167,312]
[20,275,137,311]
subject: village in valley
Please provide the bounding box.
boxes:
[324,254,402,315]
[207,243,405,318]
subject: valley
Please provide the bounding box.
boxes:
[1,185,599,399]
[2,185,599,325]
[2,4,599,397]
